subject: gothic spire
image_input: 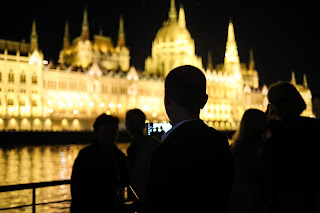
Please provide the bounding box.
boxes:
[178,4,186,29]
[30,20,38,52]
[81,7,89,40]
[207,50,213,70]
[303,73,308,87]
[63,21,70,50]
[168,0,177,22]
[224,20,239,64]
[117,16,126,48]
[291,71,296,85]
[249,48,255,70]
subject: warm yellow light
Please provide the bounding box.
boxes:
[106,110,111,115]
[34,119,40,125]
[73,109,78,114]
[145,120,149,123]
[142,104,148,112]
[109,103,114,108]
[152,112,157,117]
[47,100,52,105]
[89,102,94,107]
[100,102,105,107]
[49,108,53,113]
[62,119,68,126]
[117,103,122,108]
[58,100,66,107]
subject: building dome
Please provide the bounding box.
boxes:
[145,0,203,77]
[154,20,191,44]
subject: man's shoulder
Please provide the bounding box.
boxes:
[161,120,229,150]
[143,136,161,151]
[178,120,227,141]
[78,144,95,156]
[145,136,161,144]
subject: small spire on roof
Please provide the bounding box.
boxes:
[291,71,296,85]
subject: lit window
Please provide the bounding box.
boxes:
[8,99,14,105]
[32,75,38,84]
[20,100,26,106]
[20,73,26,83]
[8,72,14,82]
[32,100,37,107]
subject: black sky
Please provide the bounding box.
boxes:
[1,0,319,95]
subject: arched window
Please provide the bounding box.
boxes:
[32,73,37,84]
[8,70,14,82]
[20,71,26,83]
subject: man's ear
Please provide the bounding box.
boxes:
[199,94,208,109]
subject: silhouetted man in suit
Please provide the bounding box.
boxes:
[144,65,234,213]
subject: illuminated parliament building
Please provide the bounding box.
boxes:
[0,0,313,131]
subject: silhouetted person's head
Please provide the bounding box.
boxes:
[267,81,306,120]
[126,109,146,138]
[164,65,208,124]
[93,114,119,146]
[232,109,268,152]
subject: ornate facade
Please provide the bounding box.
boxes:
[0,1,314,131]
[59,9,130,72]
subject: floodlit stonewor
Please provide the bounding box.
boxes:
[0,0,313,131]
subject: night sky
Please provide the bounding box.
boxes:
[1,0,319,95]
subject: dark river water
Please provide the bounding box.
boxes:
[0,143,129,213]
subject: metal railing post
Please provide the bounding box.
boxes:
[32,187,36,213]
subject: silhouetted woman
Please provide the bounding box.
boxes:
[228,108,270,213]
[265,81,320,213]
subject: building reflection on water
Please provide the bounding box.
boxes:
[0,144,86,212]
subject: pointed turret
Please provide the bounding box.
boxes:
[30,20,38,52]
[168,0,177,22]
[249,49,255,70]
[178,4,186,29]
[117,16,125,48]
[207,50,213,70]
[63,21,70,50]
[291,71,296,85]
[224,20,239,64]
[81,7,89,40]
[99,26,103,36]
[303,73,308,87]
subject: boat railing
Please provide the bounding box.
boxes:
[0,179,71,213]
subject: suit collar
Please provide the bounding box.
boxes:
[161,119,202,142]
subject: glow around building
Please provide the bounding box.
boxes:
[0,0,314,131]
